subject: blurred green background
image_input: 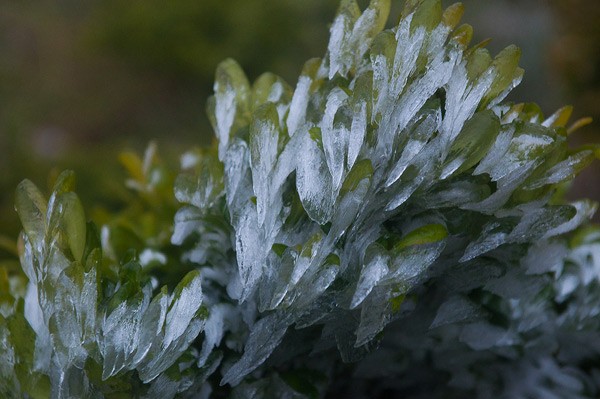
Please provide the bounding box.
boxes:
[1,0,599,259]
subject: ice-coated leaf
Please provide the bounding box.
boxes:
[460,219,513,262]
[430,296,483,329]
[198,303,234,365]
[221,313,289,386]
[250,103,281,226]
[422,179,491,208]
[542,200,597,239]
[385,108,440,187]
[291,253,340,310]
[523,241,568,275]
[55,265,97,365]
[326,0,360,79]
[355,286,392,347]
[291,232,323,286]
[441,110,500,179]
[15,180,47,250]
[351,244,390,309]
[508,204,577,244]
[251,72,292,112]
[379,39,457,156]
[524,150,594,190]
[459,321,516,350]
[339,156,373,195]
[467,126,558,211]
[370,31,397,119]
[23,281,52,372]
[133,287,168,366]
[210,58,251,158]
[330,160,373,240]
[265,247,298,310]
[542,105,573,128]
[234,203,265,299]
[388,239,445,282]
[408,0,443,31]
[223,139,251,208]
[296,128,335,224]
[321,88,350,190]
[137,272,207,383]
[483,45,524,108]
[484,268,546,300]
[441,56,495,150]
[174,149,224,210]
[348,100,367,170]
[286,58,320,136]
[327,0,391,80]
[101,285,150,379]
[164,270,204,348]
[473,124,515,176]
[349,0,391,68]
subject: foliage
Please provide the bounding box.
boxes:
[2,0,600,397]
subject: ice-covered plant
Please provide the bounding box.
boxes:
[2,0,600,397]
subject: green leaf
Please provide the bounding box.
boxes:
[362,0,392,39]
[335,0,361,23]
[119,151,145,182]
[51,170,77,196]
[272,243,288,257]
[544,105,573,128]
[409,0,443,31]
[340,159,373,198]
[56,192,87,262]
[308,126,323,150]
[482,45,524,107]
[323,253,341,267]
[394,224,448,251]
[452,23,473,47]
[466,48,492,81]
[442,2,464,29]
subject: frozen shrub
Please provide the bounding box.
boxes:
[1,0,599,397]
